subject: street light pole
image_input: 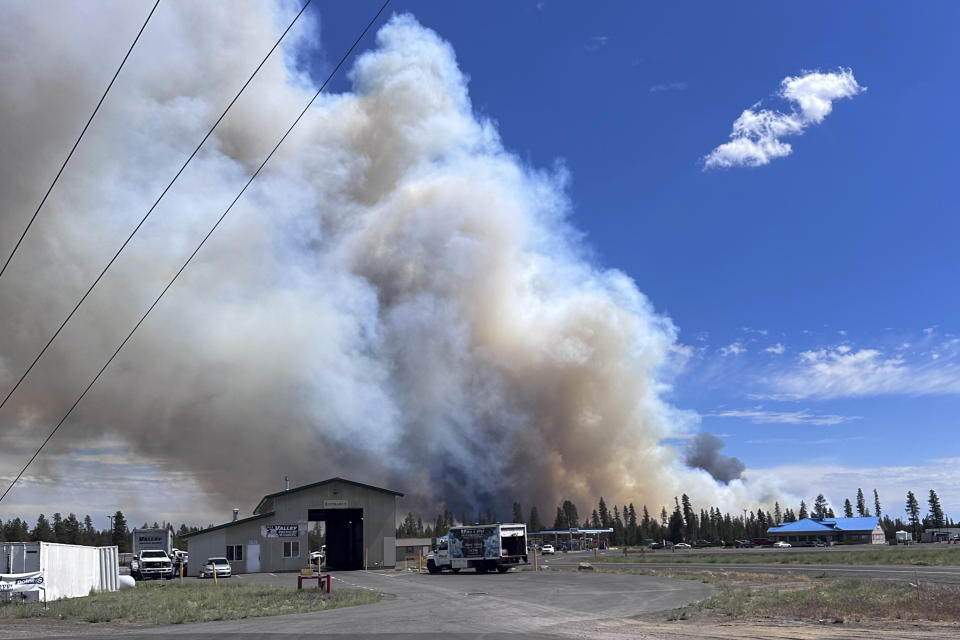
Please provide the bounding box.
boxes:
[108,515,114,532]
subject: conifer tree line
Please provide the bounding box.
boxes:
[0,510,201,552]
[395,488,954,544]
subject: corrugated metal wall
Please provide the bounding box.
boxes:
[1,542,119,601]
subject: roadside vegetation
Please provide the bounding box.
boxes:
[0,582,379,625]
[613,567,960,626]
[593,545,960,566]
[698,575,960,623]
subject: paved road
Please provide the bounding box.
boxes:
[35,568,710,639]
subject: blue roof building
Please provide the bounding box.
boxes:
[767,517,885,545]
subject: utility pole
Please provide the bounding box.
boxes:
[108,515,114,531]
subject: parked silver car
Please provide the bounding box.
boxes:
[201,557,232,578]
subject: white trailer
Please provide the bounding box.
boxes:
[1,542,119,602]
[427,523,528,574]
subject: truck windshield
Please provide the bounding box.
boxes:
[142,551,167,558]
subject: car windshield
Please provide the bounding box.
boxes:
[208,558,229,566]
[142,551,167,558]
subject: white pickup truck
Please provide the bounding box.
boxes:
[130,549,174,580]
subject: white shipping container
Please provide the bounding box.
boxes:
[1,542,119,602]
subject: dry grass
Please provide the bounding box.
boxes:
[597,546,960,566]
[617,566,960,624]
[0,582,379,625]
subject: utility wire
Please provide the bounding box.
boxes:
[0,1,161,282]
[0,0,392,504]
[0,0,313,411]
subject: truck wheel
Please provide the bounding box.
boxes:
[496,565,510,573]
[427,559,440,574]
[451,568,461,573]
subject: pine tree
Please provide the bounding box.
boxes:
[63,513,80,545]
[873,489,882,518]
[528,506,543,532]
[843,499,854,518]
[512,501,524,524]
[81,515,96,546]
[668,498,684,543]
[112,510,128,552]
[553,507,567,529]
[598,497,610,528]
[32,514,54,542]
[856,488,866,517]
[52,513,65,543]
[681,494,696,541]
[561,500,579,528]
[813,494,828,519]
[905,491,921,535]
[773,502,782,525]
[798,501,808,520]
[627,504,638,545]
[590,509,601,528]
[613,506,624,545]
[928,490,945,528]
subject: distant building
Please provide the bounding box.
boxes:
[921,527,960,543]
[766,517,885,545]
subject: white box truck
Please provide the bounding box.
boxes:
[131,528,172,555]
[427,523,527,574]
[130,528,174,580]
[1,542,119,602]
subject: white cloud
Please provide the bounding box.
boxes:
[585,36,609,51]
[719,340,746,356]
[764,343,786,355]
[771,345,960,399]
[704,68,865,168]
[650,81,688,93]
[707,408,860,426]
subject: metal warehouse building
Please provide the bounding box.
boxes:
[182,477,403,575]
[766,516,885,545]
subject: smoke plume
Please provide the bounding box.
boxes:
[0,1,762,521]
[684,433,746,485]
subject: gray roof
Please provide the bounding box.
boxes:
[181,512,275,539]
[254,476,404,514]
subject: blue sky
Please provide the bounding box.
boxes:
[313,0,960,510]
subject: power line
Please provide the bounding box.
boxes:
[0,0,313,411]
[0,1,161,282]
[0,0,392,504]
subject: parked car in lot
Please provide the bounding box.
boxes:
[540,544,555,555]
[734,539,754,548]
[673,542,692,549]
[201,557,232,578]
[773,541,791,548]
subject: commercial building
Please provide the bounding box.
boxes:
[921,527,960,543]
[766,517,885,545]
[529,528,615,550]
[182,477,403,575]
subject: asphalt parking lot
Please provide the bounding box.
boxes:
[111,567,713,639]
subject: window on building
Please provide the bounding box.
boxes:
[225,544,243,561]
[283,541,300,558]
